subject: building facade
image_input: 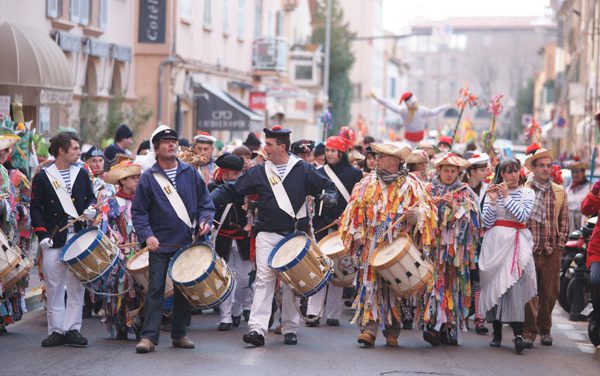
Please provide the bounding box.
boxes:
[0,0,136,142]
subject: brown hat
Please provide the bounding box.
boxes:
[348,149,366,162]
[105,161,142,185]
[416,140,439,157]
[406,149,429,164]
[370,142,411,160]
[524,147,553,171]
[432,153,471,171]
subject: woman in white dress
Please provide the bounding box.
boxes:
[479,158,537,354]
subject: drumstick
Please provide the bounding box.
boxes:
[318,190,325,216]
[58,197,111,233]
[314,221,338,235]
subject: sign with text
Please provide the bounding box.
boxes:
[138,0,166,44]
[249,91,266,111]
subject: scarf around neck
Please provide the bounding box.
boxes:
[430,176,462,197]
[531,179,552,223]
[376,166,408,184]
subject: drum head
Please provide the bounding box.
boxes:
[127,251,149,272]
[170,244,213,284]
[371,236,407,267]
[317,233,345,257]
[270,235,308,269]
[62,229,99,261]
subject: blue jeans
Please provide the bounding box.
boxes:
[140,251,191,344]
[591,262,600,286]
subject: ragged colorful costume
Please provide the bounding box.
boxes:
[421,175,481,343]
[339,162,437,338]
[97,161,143,338]
[0,127,32,335]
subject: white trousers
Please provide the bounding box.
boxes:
[306,283,343,320]
[220,241,254,323]
[41,245,85,335]
[248,232,300,337]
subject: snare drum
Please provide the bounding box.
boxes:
[168,242,234,309]
[127,248,174,298]
[0,230,22,280]
[1,256,33,288]
[369,233,433,298]
[317,231,357,287]
[60,227,119,284]
[269,232,333,298]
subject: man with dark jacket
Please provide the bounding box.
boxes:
[306,136,363,327]
[31,131,96,347]
[132,126,214,354]
[231,125,337,347]
[210,153,252,331]
[104,124,134,170]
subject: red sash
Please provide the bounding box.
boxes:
[404,130,425,142]
[493,220,526,277]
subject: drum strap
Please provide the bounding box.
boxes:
[209,203,233,247]
[265,159,307,220]
[324,164,350,203]
[152,172,196,230]
[44,164,80,219]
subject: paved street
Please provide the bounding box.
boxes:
[1,303,598,376]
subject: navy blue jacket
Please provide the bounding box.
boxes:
[313,160,363,240]
[210,181,251,261]
[132,160,215,253]
[30,165,95,248]
[233,156,336,234]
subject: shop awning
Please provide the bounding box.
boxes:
[194,83,263,131]
[0,22,73,91]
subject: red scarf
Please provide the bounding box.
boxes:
[116,190,135,200]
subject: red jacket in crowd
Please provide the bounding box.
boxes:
[581,190,600,267]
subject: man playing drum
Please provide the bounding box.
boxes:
[231,125,337,347]
[306,136,363,327]
[31,131,96,347]
[132,126,214,354]
[421,153,481,346]
[339,142,437,347]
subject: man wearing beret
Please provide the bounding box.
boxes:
[132,126,215,354]
[209,153,253,331]
[227,125,337,347]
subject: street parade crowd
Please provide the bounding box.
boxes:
[1,93,600,360]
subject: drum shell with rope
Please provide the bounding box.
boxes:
[126,248,174,298]
[60,227,119,284]
[369,233,433,298]
[1,255,33,288]
[168,242,234,309]
[269,232,333,298]
[317,231,357,287]
[0,230,22,281]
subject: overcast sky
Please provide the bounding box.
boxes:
[382,0,552,32]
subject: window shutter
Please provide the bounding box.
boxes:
[237,0,245,38]
[99,0,108,30]
[79,0,89,25]
[70,0,80,23]
[46,0,58,18]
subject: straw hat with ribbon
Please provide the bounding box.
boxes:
[524,143,553,171]
[370,142,412,160]
[105,160,142,185]
[406,149,429,164]
[0,127,21,151]
[432,153,471,171]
